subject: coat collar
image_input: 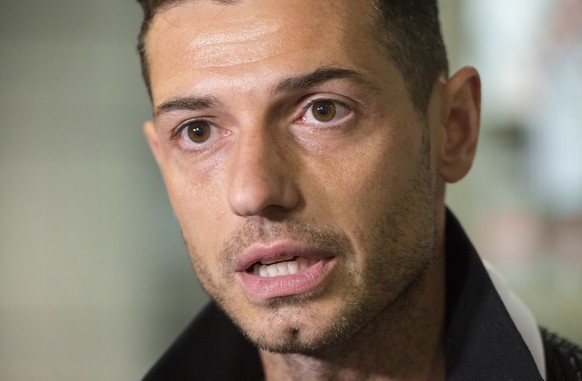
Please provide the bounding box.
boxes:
[444,208,543,380]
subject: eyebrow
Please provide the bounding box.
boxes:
[154,96,220,119]
[273,67,376,94]
[153,67,376,119]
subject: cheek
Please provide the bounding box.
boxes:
[162,165,228,252]
[318,130,423,246]
[326,140,410,209]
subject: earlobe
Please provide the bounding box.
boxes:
[144,121,163,167]
[438,66,481,183]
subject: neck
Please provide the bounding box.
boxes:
[259,249,446,381]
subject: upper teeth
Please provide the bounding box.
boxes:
[253,257,318,277]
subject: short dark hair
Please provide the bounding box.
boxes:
[136,0,448,113]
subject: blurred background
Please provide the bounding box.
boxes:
[0,0,580,379]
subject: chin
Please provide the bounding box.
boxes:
[236,304,365,356]
[252,328,346,356]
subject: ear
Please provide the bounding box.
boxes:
[437,66,481,183]
[143,121,163,168]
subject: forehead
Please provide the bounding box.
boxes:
[146,0,382,103]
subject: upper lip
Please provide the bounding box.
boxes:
[234,241,335,272]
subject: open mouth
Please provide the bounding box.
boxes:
[235,242,336,299]
[248,257,319,277]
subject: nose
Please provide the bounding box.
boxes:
[227,128,300,217]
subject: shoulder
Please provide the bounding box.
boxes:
[541,327,582,381]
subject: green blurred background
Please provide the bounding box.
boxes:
[1,0,580,379]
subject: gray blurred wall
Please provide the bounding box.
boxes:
[0,2,207,380]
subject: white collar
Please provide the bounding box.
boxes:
[484,261,546,379]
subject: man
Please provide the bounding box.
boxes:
[136,0,582,379]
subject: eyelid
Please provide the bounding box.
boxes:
[307,97,350,109]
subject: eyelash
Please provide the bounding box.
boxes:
[171,119,202,140]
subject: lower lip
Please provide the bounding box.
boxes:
[236,258,335,300]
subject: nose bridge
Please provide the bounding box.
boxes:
[227,121,298,216]
[236,127,278,185]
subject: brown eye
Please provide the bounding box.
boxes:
[311,100,336,122]
[186,121,211,143]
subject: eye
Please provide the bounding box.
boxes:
[185,120,211,144]
[170,118,226,153]
[311,100,336,122]
[298,98,352,126]
[172,119,215,145]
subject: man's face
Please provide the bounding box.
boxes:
[145,0,441,353]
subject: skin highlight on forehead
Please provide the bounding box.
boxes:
[185,20,281,68]
[145,0,380,103]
